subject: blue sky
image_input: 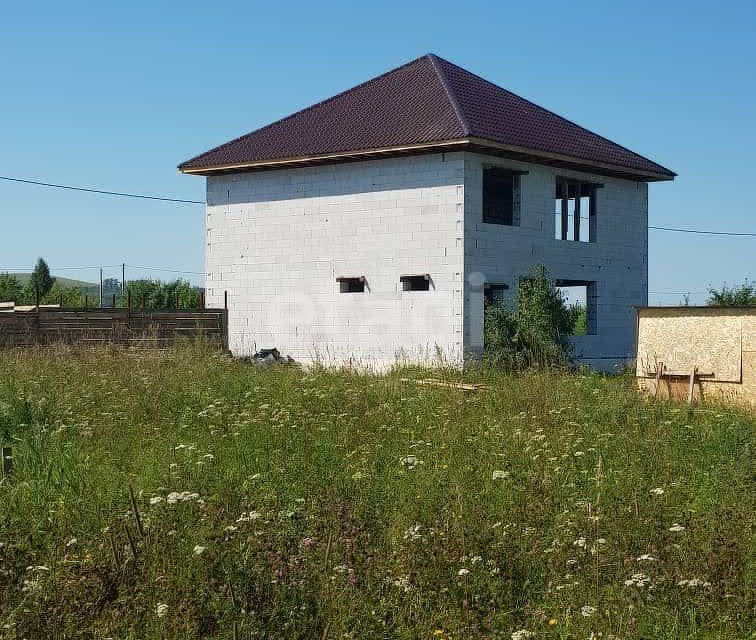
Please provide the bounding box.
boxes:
[1,0,754,302]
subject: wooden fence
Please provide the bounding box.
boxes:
[0,309,228,350]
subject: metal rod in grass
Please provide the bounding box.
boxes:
[124,523,138,561]
[128,484,145,538]
[1,447,12,477]
[109,530,121,570]
[227,579,238,608]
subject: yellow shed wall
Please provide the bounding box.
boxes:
[636,308,756,410]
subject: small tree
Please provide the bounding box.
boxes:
[707,281,756,306]
[484,266,575,370]
[30,258,55,298]
[0,273,24,303]
[42,282,84,307]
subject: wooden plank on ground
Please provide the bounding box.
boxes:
[400,378,486,392]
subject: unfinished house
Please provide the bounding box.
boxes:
[179,54,675,368]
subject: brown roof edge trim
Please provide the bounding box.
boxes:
[179,137,675,181]
[465,137,676,181]
[178,140,471,174]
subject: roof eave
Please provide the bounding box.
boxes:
[179,137,675,182]
[178,140,471,175]
[464,137,675,182]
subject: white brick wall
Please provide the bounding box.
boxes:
[205,153,466,368]
[204,151,647,369]
[462,153,648,369]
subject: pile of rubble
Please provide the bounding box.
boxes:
[249,348,296,366]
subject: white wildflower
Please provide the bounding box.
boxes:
[149,496,164,505]
[236,511,262,523]
[166,491,200,504]
[223,525,238,533]
[669,523,685,532]
[156,602,169,617]
[574,451,585,457]
[624,572,651,588]
[636,553,657,562]
[580,605,596,617]
[193,545,206,556]
[400,455,422,469]
[403,524,422,541]
[573,537,587,548]
[457,568,470,576]
[511,631,534,640]
[650,487,665,496]
[66,538,77,547]
[678,578,711,588]
[492,470,510,480]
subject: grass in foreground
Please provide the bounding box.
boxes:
[0,346,753,639]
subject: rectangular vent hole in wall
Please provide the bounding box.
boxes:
[337,276,366,293]
[400,274,430,292]
[556,280,597,335]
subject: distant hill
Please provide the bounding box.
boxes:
[7,273,121,302]
[9,273,97,289]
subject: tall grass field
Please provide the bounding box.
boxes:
[0,346,753,639]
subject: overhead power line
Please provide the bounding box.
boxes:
[2,173,755,236]
[0,263,203,276]
[649,225,756,237]
[125,264,205,275]
[0,265,123,272]
[0,175,203,204]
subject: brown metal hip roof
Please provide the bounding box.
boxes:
[179,54,675,181]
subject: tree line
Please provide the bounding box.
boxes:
[0,258,203,309]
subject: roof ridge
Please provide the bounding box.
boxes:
[179,55,434,169]
[426,53,470,136]
[429,54,674,176]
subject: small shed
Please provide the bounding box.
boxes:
[636,306,756,408]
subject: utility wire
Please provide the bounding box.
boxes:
[649,225,756,237]
[0,265,123,272]
[0,264,203,276]
[2,174,755,235]
[125,264,204,275]
[0,175,203,204]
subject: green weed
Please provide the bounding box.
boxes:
[0,346,753,639]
